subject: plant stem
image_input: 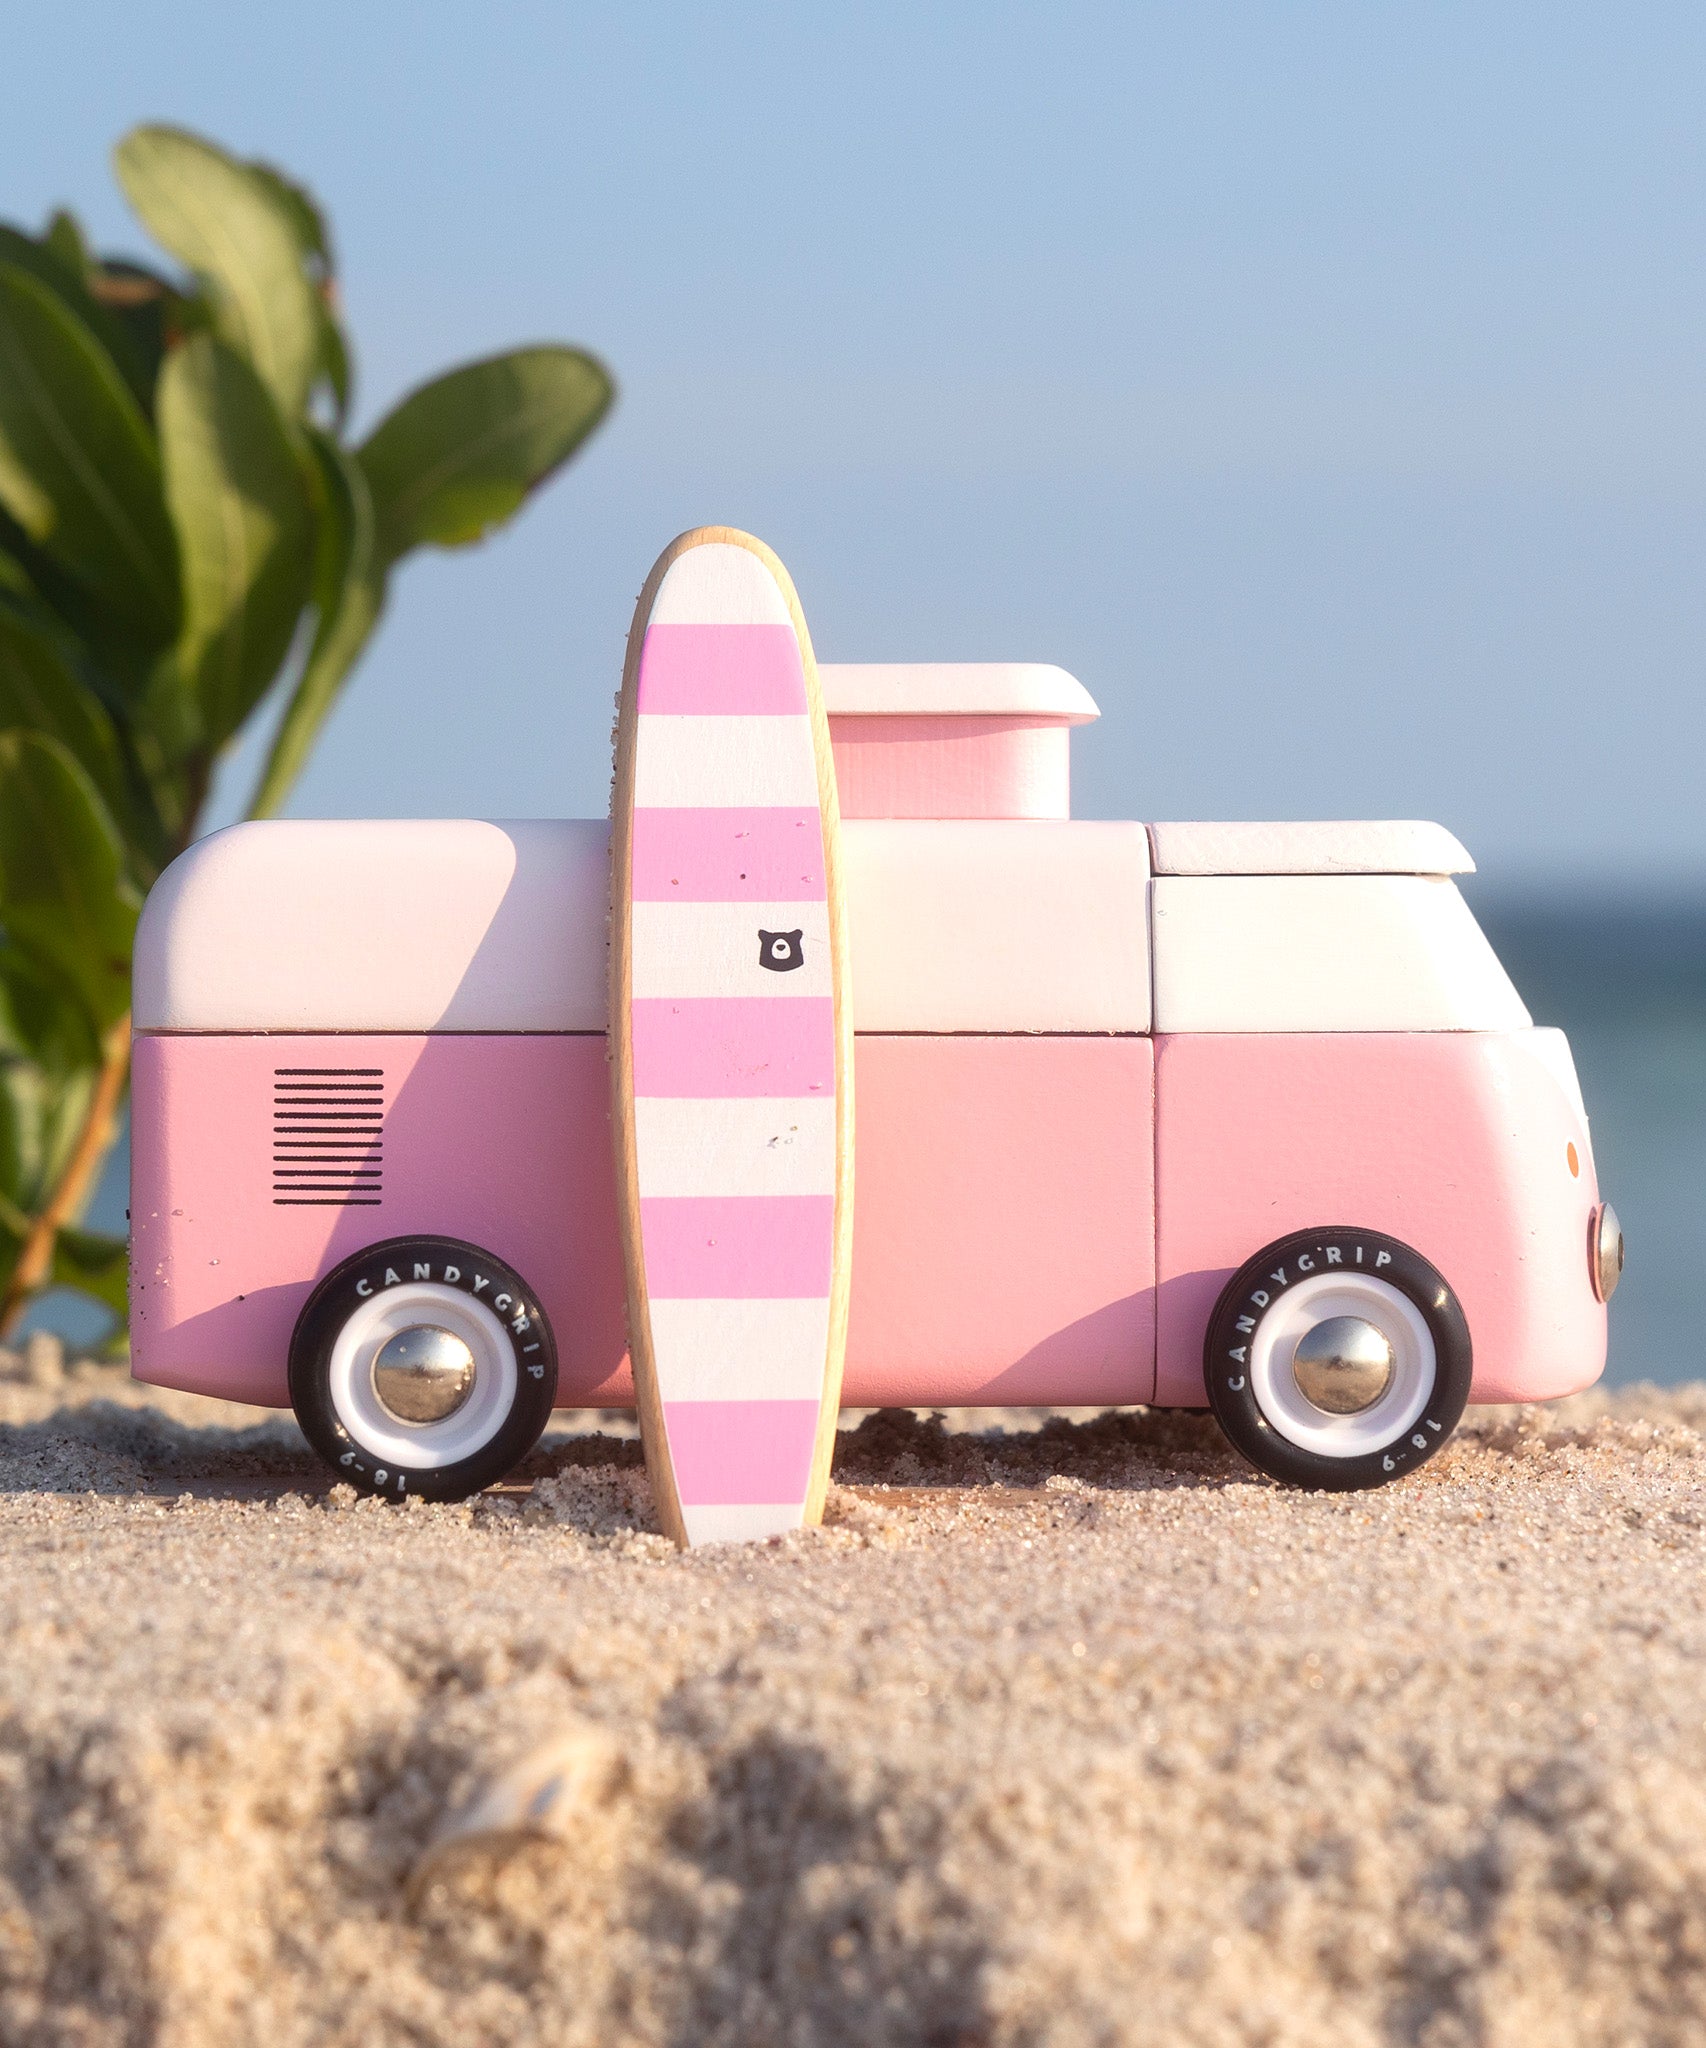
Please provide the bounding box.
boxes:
[0,1014,132,1339]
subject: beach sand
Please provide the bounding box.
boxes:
[4,1346,1706,2047]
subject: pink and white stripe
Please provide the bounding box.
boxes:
[626,543,841,1546]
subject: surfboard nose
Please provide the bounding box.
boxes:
[647,530,799,628]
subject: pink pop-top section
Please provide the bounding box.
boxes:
[637,624,807,714]
[828,716,1072,821]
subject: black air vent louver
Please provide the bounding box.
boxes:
[272,1068,383,1206]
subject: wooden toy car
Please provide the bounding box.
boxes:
[127,662,1621,1501]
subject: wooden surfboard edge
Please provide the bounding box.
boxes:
[609,527,854,1549]
[801,569,854,1530]
[610,536,686,1547]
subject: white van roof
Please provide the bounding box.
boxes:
[132,816,1508,1039]
[133,819,611,1035]
[1148,820,1473,877]
[132,818,1155,1037]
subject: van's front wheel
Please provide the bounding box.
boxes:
[1204,1228,1471,1491]
[288,1235,558,1502]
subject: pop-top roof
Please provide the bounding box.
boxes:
[818,663,1099,724]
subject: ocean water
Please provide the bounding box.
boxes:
[1471,889,1706,1388]
[33,891,1706,1388]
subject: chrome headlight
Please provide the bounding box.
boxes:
[1590,1203,1624,1303]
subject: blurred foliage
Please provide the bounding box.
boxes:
[0,124,613,1343]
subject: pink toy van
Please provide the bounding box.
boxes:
[127,664,1622,1500]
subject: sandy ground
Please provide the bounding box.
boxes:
[4,1343,1706,2047]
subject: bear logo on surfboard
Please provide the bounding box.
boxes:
[758,928,805,972]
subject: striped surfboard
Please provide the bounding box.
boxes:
[610,529,853,1548]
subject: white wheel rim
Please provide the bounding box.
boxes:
[327,1282,517,1468]
[1248,1271,1435,1458]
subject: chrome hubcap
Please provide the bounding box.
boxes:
[1290,1316,1395,1415]
[371,1324,477,1425]
[1594,1202,1625,1302]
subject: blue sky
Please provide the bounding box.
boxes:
[11,3,1706,882]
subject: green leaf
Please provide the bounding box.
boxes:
[0,506,157,718]
[157,335,315,753]
[114,125,322,415]
[0,731,138,1034]
[0,608,130,831]
[52,1222,129,1324]
[0,222,158,415]
[0,224,83,303]
[0,541,33,604]
[247,163,333,282]
[0,1063,39,1217]
[92,256,200,409]
[0,1045,97,1217]
[317,308,352,430]
[246,163,352,428]
[357,346,613,567]
[0,498,104,655]
[247,430,383,818]
[0,503,51,622]
[0,956,102,1276]
[42,209,91,279]
[0,262,179,654]
[0,1183,27,1280]
[0,940,100,1073]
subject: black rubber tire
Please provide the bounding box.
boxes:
[288,1234,558,1502]
[1204,1226,1472,1492]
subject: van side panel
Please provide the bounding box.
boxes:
[129,1032,633,1407]
[1153,1030,1606,1408]
[131,1032,1157,1412]
[846,1035,1156,1407]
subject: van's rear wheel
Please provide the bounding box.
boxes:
[1204,1228,1471,1491]
[289,1235,558,1502]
